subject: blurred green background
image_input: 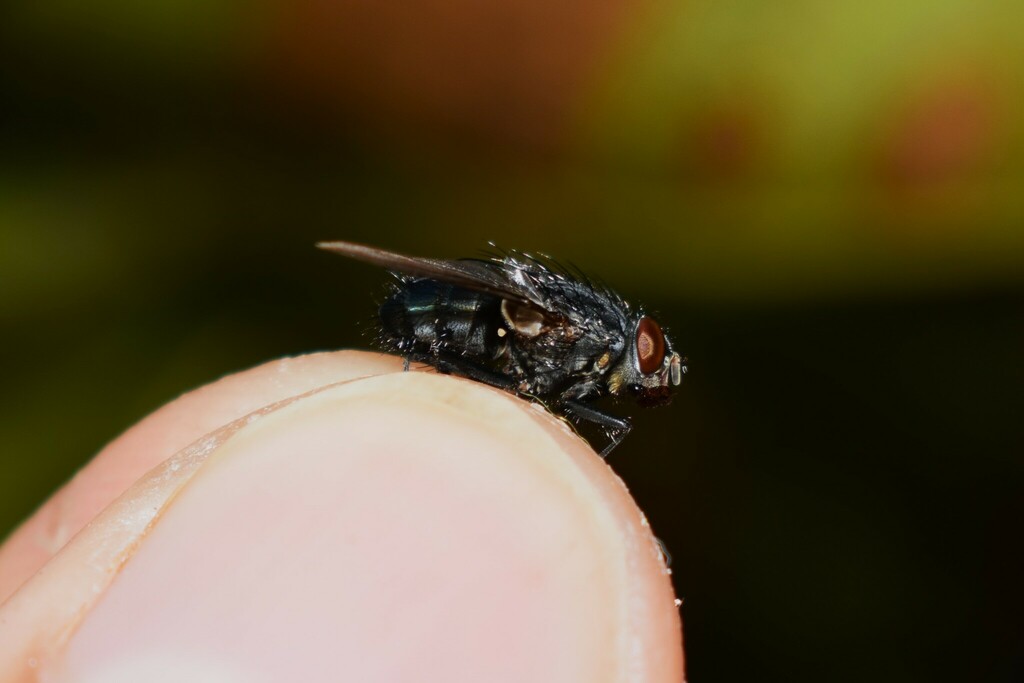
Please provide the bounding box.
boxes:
[2,0,1023,680]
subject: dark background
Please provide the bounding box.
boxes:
[2,1,1023,681]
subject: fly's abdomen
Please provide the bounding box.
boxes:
[379,279,504,359]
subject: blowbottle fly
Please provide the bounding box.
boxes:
[319,241,686,456]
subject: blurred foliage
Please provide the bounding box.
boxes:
[1,0,1023,681]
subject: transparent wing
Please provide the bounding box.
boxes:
[318,240,538,305]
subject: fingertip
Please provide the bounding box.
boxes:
[2,362,684,682]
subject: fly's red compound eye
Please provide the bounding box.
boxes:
[636,316,666,375]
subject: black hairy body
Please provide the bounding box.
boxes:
[319,241,685,456]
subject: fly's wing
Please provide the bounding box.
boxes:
[320,241,630,354]
[318,240,538,305]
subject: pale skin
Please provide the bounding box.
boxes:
[0,351,684,682]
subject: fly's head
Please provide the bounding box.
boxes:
[607,315,686,407]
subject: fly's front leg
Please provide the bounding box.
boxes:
[560,400,632,457]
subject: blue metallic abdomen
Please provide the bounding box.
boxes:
[378,279,505,359]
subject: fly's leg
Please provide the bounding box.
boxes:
[406,351,517,393]
[436,355,517,392]
[560,400,632,458]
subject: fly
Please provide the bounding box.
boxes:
[318,241,687,456]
